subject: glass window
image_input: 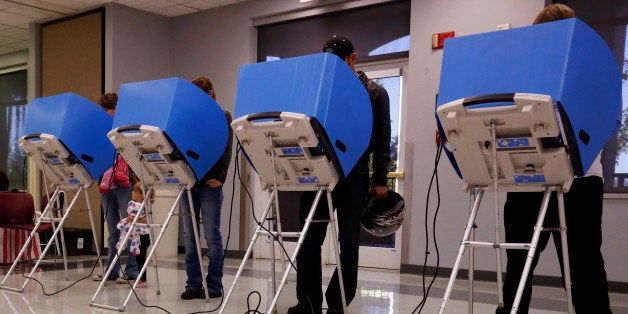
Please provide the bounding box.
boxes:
[257,0,410,63]
[0,70,28,190]
[361,70,403,248]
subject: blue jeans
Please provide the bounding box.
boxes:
[181,185,224,293]
[101,187,139,279]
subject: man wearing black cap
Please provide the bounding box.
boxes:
[288,35,391,314]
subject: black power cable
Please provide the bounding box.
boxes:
[412,142,444,313]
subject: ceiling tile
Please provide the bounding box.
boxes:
[168,0,195,4]
[7,40,28,50]
[185,0,224,10]
[15,0,81,15]
[159,5,198,17]
[0,46,16,54]
[38,0,109,11]
[0,11,36,26]
[2,27,29,39]
[6,7,54,20]
[0,35,22,44]
[0,0,252,56]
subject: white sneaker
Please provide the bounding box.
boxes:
[116,274,136,284]
[93,274,117,282]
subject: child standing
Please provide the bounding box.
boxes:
[116,181,151,287]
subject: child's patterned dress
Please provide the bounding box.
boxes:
[116,200,149,255]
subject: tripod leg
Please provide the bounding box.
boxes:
[556,190,574,313]
[145,188,161,295]
[51,198,62,258]
[0,187,62,291]
[121,187,182,310]
[267,188,325,313]
[220,189,277,314]
[85,188,104,274]
[326,189,347,313]
[22,187,85,290]
[468,189,478,314]
[90,190,146,308]
[268,199,278,305]
[21,186,85,291]
[510,187,552,314]
[494,193,504,308]
[439,189,484,314]
[56,215,70,280]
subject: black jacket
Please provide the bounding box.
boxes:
[358,71,391,187]
[197,110,233,186]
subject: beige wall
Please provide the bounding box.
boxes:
[41,10,104,243]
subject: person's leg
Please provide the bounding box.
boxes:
[293,190,331,312]
[181,188,203,292]
[136,234,150,282]
[115,186,138,279]
[563,176,611,313]
[325,168,369,311]
[197,186,225,296]
[497,192,553,314]
[102,190,121,280]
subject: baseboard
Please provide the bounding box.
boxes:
[400,263,628,293]
[176,246,246,259]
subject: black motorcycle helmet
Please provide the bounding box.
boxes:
[361,190,405,237]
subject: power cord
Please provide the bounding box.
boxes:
[412,142,444,313]
[233,144,296,314]
[234,144,298,271]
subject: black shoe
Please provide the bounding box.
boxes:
[326,309,342,314]
[207,290,222,298]
[180,288,206,300]
[287,302,313,314]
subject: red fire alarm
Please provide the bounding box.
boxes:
[432,31,455,49]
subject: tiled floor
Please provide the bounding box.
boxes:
[0,255,626,313]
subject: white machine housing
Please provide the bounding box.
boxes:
[232,112,340,191]
[107,125,197,189]
[436,93,575,192]
[19,133,93,188]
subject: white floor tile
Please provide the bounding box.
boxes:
[0,255,626,313]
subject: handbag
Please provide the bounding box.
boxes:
[114,156,130,187]
[99,167,114,193]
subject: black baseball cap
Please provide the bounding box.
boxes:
[322,35,354,60]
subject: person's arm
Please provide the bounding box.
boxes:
[207,111,234,187]
[371,86,392,198]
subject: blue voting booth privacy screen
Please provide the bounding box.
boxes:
[234,52,372,177]
[113,77,228,180]
[437,18,622,176]
[23,92,115,179]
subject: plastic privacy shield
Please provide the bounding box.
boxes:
[234,52,372,178]
[437,18,621,177]
[113,77,229,180]
[23,92,115,180]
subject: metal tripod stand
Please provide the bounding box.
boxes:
[436,93,576,313]
[0,134,103,293]
[220,112,347,313]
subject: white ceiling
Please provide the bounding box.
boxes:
[0,0,249,56]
